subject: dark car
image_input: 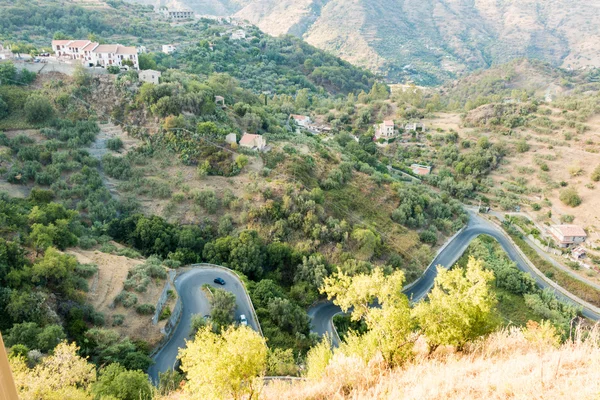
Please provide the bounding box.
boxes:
[213,277,226,285]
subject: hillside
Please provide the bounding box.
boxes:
[261,326,600,400]
[134,0,600,85]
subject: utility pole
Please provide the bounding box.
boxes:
[0,333,18,400]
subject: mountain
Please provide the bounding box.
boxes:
[132,0,600,85]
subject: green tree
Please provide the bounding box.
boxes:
[350,228,380,261]
[210,288,236,329]
[179,325,267,400]
[412,257,498,350]
[31,247,77,287]
[24,94,55,124]
[92,363,153,400]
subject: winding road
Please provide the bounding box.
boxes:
[150,211,600,382]
[148,267,260,384]
[308,210,600,343]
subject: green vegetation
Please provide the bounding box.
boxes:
[559,187,582,207]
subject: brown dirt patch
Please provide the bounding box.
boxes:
[68,246,167,346]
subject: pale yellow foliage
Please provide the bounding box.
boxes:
[305,336,333,380]
[10,341,95,400]
[262,326,600,400]
[321,268,414,365]
[412,257,497,348]
[178,325,267,400]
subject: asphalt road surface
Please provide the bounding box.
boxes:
[308,211,600,343]
[148,267,260,384]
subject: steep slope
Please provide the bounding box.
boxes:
[122,0,248,15]
[228,0,600,85]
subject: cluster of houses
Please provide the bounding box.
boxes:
[290,114,331,134]
[374,120,426,140]
[51,40,139,69]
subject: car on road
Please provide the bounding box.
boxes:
[239,314,247,326]
[213,277,226,285]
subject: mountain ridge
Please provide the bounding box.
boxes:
[126,0,600,85]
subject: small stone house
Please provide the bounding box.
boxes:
[374,120,395,139]
[139,70,161,85]
[225,133,237,145]
[549,225,587,248]
[239,133,266,151]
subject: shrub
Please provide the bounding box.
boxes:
[516,139,530,153]
[107,65,120,74]
[115,291,138,308]
[559,187,582,207]
[24,94,55,124]
[112,314,125,326]
[78,236,98,249]
[135,303,156,315]
[159,306,171,321]
[592,165,600,182]
[106,137,124,151]
[75,263,99,278]
[560,214,575,223]
[531,203,541,211]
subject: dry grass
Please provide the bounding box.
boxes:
[261,327,600,400]
[68,246,167,346]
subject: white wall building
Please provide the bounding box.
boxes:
[52,40,139,69]
[231,29,246,40]
[162,44,177,54]
[139,69,161,84]
[374,120,395,139]
[239,133,266,151]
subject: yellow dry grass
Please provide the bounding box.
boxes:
[261,327,600,400]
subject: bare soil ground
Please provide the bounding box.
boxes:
[68,245,167,346]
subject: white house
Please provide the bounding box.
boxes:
[231,29,246,40]
[92,44,139,69]
[549,225,587,248]
[52,40,138,69]
[225,133,237,145]
[291,114,311,128]
[405,122,426,132]
[139,69,161,84]
[159,7,194,20]
[162,44,177,54]
[374,120,395,139]
[239,133,266,151]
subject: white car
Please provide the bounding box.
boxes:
[239,314,248,326]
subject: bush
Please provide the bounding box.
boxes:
[560,214,575,223]
[75,263,99,278]
[592,165,600,182]
[559,187,582,207]
[159,306,172,321]
[115,291,138,308]
[135,303,156,315]
[107,65,121,74]
[112,314,125,326]
[24,94,55,124]
[106,137,124,151]
[516,139,530,153]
